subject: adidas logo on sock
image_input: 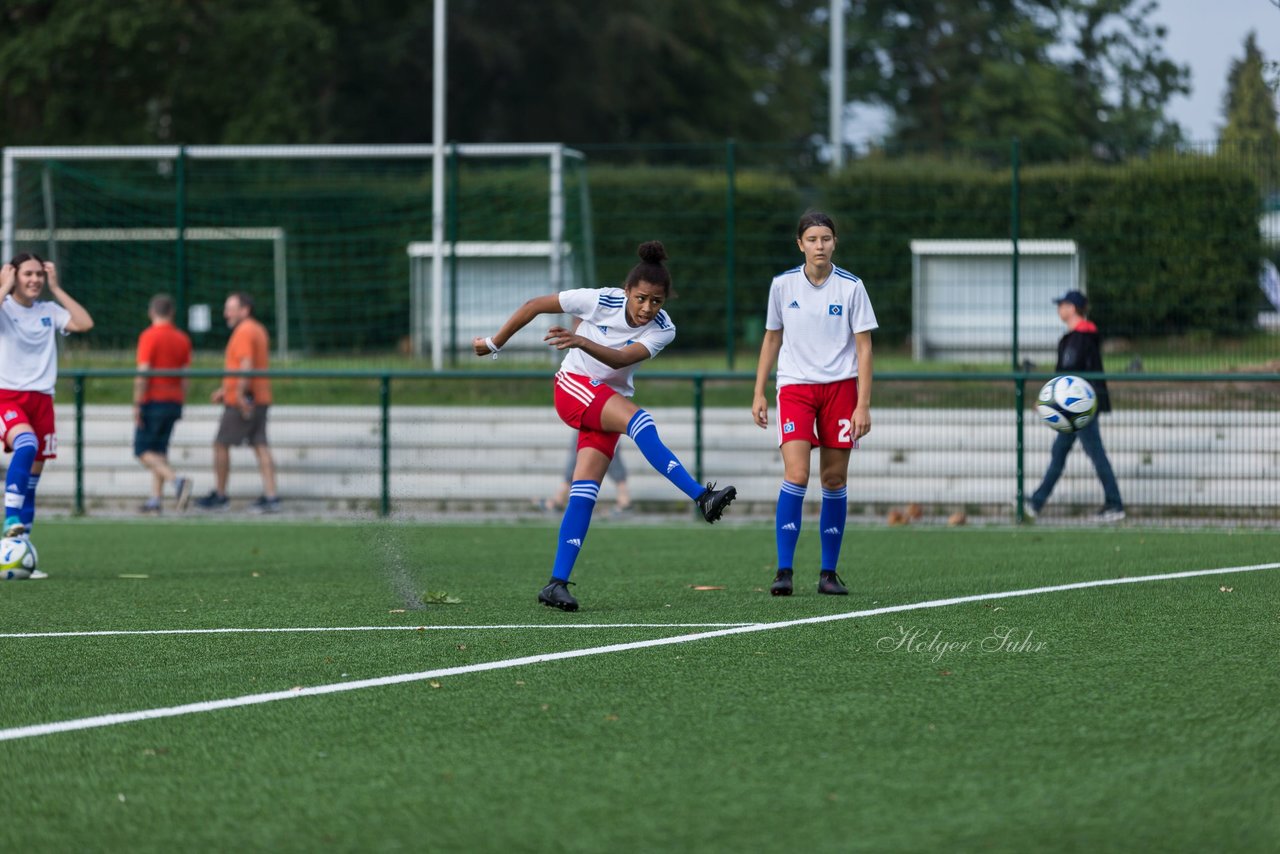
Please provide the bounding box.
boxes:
[565,538,582,548]
[666,460,679,474]
[823,527,841,534]
[781,522,798,531]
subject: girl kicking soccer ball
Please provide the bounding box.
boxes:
[475,241,736,612]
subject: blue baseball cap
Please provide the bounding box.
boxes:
[1053,290,1087,311]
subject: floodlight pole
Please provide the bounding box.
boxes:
[829,0,845,172]
[430,0,447,368]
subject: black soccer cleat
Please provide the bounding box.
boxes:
[817,571,849,596]
[695,482,737,524]
[770,569,794,597]
[538,579,579,612]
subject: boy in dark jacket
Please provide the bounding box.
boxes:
[1027,290,1125,522]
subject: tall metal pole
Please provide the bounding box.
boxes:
[1011,137,1026,522]
[447,143,460,366]
[724,139,737,369]
[430,0,447,368]
[175,147,188,329]
[829,0,846,171]
[1010,137,1020,371]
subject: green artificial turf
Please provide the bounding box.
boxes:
[2,521,1278,852]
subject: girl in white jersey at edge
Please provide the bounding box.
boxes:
[475,241,736,612]
[752,212,876,597]
[0,254,95,579]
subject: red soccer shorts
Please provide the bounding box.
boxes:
[0,390,58,460]
[553,372,622,459]
[776,378,859,449]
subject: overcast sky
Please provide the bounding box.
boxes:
[1153,0,1280,142]
[844,0,1279,150]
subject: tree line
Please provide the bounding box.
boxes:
[0,1,1274,164]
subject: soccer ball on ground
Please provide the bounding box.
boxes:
[0,536,36,581]
[1036,375,1098,433]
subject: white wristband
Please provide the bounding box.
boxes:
[485,337,501,359]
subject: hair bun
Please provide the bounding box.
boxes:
[637,241,668,265]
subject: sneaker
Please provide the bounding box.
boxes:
[538,579,579,612]
[194,491,230,511]
[249,496,282,514]
[29,568,48,580]
[1096,506,1126,523]
[770,569,794,597]
[174,476,193,511]
[818,571,849,596]
[1022,502,1038,521]
[139,498,163,514]
[695,482,737,524]
[609,504,634,519]
[3,516,25,537]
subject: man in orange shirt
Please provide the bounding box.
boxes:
[195,292,280,512]
[134,294,193,513]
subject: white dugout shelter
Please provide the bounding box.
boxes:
[911,239,1084,363]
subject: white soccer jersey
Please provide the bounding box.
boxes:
[765,265,878,387]
[0,296,72,394]
[557,287,676,396]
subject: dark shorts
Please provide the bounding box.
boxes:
[134,402,183,457]
[215,405,270,447]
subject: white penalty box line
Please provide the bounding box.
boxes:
[2,562,1277,743]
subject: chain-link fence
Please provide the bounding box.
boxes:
[6,140,1276,371]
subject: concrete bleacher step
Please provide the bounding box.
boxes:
[11,405,1280,510]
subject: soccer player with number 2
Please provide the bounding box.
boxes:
[752,212,877,597]
[476,241,737,612]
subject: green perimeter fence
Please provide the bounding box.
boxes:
[4,140,1277,372]
[42,368,1280,525]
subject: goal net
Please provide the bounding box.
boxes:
[1,145,593,362]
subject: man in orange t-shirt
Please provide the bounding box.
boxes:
[134,294,193,513]
[194,292,279,512]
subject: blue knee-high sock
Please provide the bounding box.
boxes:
[551,480,599,581]
[626,410,702,500]
[5,433,38,523]
[20,473,39,530]
[820,486,848,571]
[776,481,806,569]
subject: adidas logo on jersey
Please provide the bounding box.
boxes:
[788,300,800,309]
[565,538,582,548]
[823,527,841,534]
[666,460,679,474]
[781,522,798,531]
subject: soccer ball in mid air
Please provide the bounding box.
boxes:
[0,536,36,581]
[1036,375,1098,433]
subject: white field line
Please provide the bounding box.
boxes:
[0,623,758,639]
[1,561,1276,743]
